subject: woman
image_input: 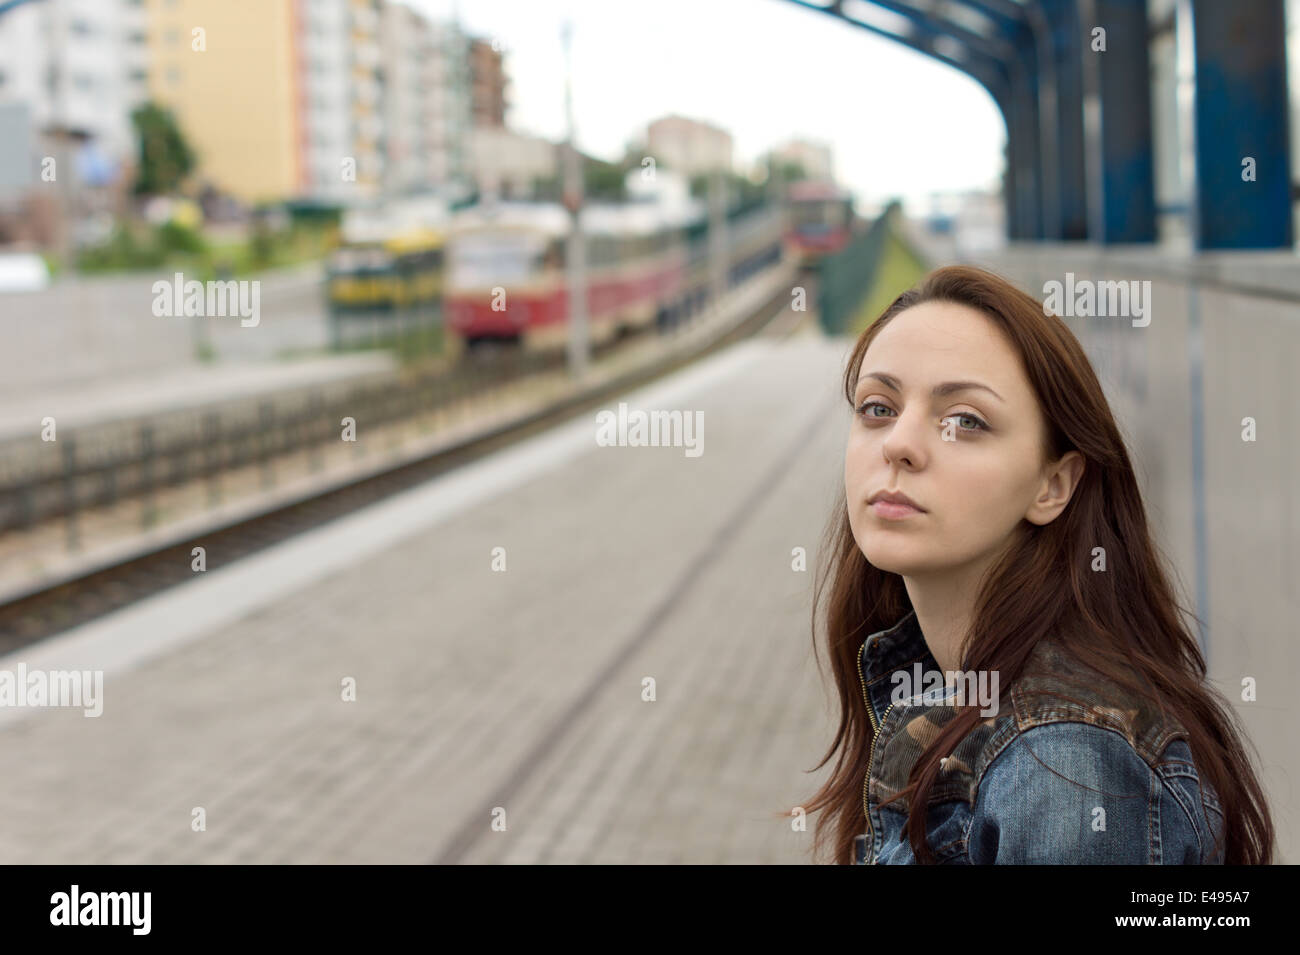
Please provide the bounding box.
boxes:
[801,265,1274,865]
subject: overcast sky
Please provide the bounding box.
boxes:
[409,0,1006,216]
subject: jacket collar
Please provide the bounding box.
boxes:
[860,608,942,727]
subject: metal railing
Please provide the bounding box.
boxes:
[1,205,792,548]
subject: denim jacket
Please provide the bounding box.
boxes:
[853,610,1224,864]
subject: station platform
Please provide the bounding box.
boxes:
[0,328,853,864]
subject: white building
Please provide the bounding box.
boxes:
[423,18,474,198]
[769,138,834,182]
[0,0,147,171]
[346,0,385,195]
[382,3,474,198]
[264,0,388,201]
[298,0,357,200]
[470,127,557,200]
[645,114,733,177]
[382,1,428,194]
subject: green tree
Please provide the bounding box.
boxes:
[583,156,628,200]
[528,154,631,203]
[131,102,196,196]
[688,169,772,212]
[767,158,809,185]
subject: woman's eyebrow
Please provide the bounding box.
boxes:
[857,371,1004,403]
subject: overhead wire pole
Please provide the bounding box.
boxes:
[47,0,77,272]
[707,167,728,313]
[560,19,589,380]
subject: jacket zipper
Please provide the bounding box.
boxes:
[857,636,897,862]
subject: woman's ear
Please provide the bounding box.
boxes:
[1026,451,1085,526]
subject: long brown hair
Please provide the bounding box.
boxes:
[801,264,1274,864]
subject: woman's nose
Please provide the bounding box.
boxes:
[880,409,928,467]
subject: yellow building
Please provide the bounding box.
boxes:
[145,0,301,203]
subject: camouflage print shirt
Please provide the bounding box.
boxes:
[853,609,1225,864]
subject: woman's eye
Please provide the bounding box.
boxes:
[944,413,988,433]
[856,401,893,419]
[855,401,987,433]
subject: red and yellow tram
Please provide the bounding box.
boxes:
[444,202,693,349]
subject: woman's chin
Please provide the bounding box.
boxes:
[861,546,924,576]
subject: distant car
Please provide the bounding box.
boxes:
[0,252,50,292]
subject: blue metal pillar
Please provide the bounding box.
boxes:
[1040,0,1090,239]
[0,0,45,15]
[1015,65,1045,240]
[1191,0,1293,249]
[1093,0,1156,243]
[1006,76,1045,240]
[1002,105,1021,240]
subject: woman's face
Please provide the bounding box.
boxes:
[845,300,1079,578]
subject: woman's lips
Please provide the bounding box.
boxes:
[870,500,924,520]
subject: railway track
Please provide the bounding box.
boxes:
[0,276,809,652]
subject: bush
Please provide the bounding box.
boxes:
[76,225,166,271]
[249,224,275,268]
[156,219,207,255]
